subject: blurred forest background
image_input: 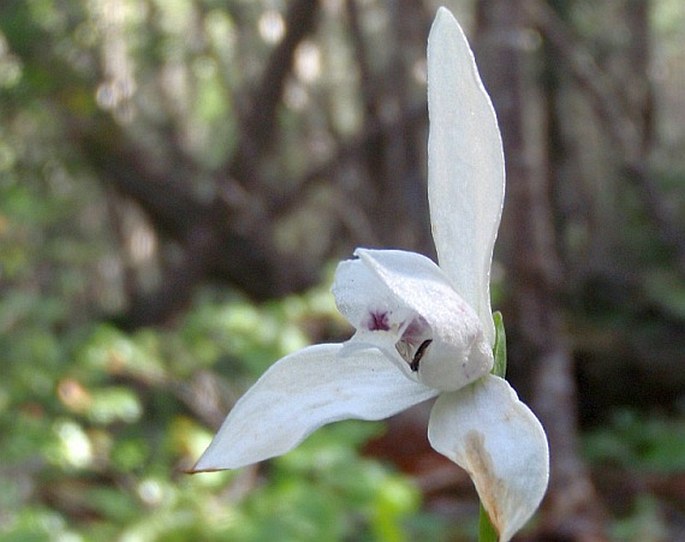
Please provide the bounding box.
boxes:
[0,0,683,540]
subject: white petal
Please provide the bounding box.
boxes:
[192,343,438,471]
[332,251,416,337]
[333,249,492,391]
[427,375,549,542]
[427,7,505,346]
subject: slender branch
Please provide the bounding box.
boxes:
[525,0,685,274]
[523,0,640,156]
[70,114,316,324]
[267,102,426,218]
[226,0,320,187]
[624,162,685,272]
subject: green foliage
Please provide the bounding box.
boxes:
[583,409,685,473]
[643,267,685,320]
[0,282,445,541]
[611,496,670,542]
[218,421,422,542]
[583,411,685,540]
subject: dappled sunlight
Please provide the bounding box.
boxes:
[258,9,286,44]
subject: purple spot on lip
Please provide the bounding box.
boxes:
[366,310,390,331]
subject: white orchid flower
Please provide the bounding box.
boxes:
[193,7,549,541]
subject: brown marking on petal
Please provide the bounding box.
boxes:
[464,430,505,537]
[184,466,224,474]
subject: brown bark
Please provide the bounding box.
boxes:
[344,0,430,248]
[475,1,608,539]
[71,115,317,328]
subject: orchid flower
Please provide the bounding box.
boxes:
[193,7,548,541]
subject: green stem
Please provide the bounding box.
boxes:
[477,311,507,542]
[479,503,499,542]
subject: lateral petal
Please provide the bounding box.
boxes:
[192,343,438,471]
[427,7,505,346]
[427,375,549,542]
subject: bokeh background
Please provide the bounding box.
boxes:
[1,0,683,540]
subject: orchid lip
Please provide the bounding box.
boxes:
[392,315,433,372]
[359,308,435,374]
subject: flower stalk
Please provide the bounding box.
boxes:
[479,311,508,542]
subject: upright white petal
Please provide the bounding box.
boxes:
[333,249,492,391]
[192,343,438,471]
[427,375,549,542]
[427,7,505,346]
